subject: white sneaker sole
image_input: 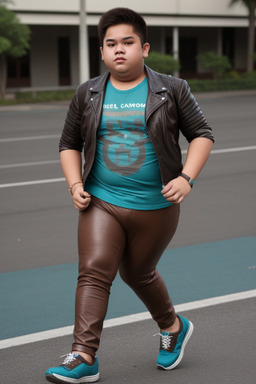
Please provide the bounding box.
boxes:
[157,320,194,370]
[46,372,100,383]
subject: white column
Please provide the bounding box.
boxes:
[79,0,89,84]
[173,26,179,77]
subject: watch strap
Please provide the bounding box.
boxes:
[179,172,195,188]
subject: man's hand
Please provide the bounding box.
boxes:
[72,185,91,210]
[161,176,191,204]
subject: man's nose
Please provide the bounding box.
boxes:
[115,43,125,54]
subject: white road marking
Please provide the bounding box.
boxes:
[0,178,65,189]
[210,146,256,154]
[0,289,255,350]
[181,145,256,155]
[0,134,60,143]
[0,145,255,187]
[0,160,60,169]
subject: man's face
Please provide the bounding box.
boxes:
[100,24,150,80]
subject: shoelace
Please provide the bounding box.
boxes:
[154,333,173,350]
[61,353,78,364]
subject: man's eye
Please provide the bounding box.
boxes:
[125,42,132,45]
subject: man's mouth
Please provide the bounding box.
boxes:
[115,57,126,63]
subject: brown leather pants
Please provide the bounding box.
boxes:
[72,196,180,357]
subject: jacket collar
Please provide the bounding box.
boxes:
[144,65,168,94]
[89,65,167,95]
[89,71,109,93]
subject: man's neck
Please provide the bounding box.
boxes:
[109,71,146,91]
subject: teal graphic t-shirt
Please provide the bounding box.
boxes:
[84,78,171,210]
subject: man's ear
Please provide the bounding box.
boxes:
[143,43,150,59]
[100,46,104,61]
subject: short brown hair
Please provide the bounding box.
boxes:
[98,8,148,46]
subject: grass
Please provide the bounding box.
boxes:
[0,89,76,106]
[188,77,256,93]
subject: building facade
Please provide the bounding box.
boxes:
[6,0,255,90]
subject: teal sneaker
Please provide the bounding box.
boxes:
[156,315,194,370]
[45,353,99,383]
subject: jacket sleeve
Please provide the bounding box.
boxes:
[59,87,84,152]
[175,79,214,143]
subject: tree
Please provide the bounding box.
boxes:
[197,52,231,79]
[230,0,256,72]
[0,2,31,98]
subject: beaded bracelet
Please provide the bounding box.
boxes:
[69,181,83,196]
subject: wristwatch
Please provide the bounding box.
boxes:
[179,172,195,188]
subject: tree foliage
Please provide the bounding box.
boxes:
[197,52,231,79]
[145,51,180,75]
[0,4,31,98]
[0,5,30,56]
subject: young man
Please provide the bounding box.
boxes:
[45,7,214,384]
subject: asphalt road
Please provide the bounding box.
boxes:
[0,91,256,384]
[1,92,256,272]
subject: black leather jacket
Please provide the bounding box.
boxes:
[60,65,214,185]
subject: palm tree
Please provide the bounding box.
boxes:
[230,0,256,72]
